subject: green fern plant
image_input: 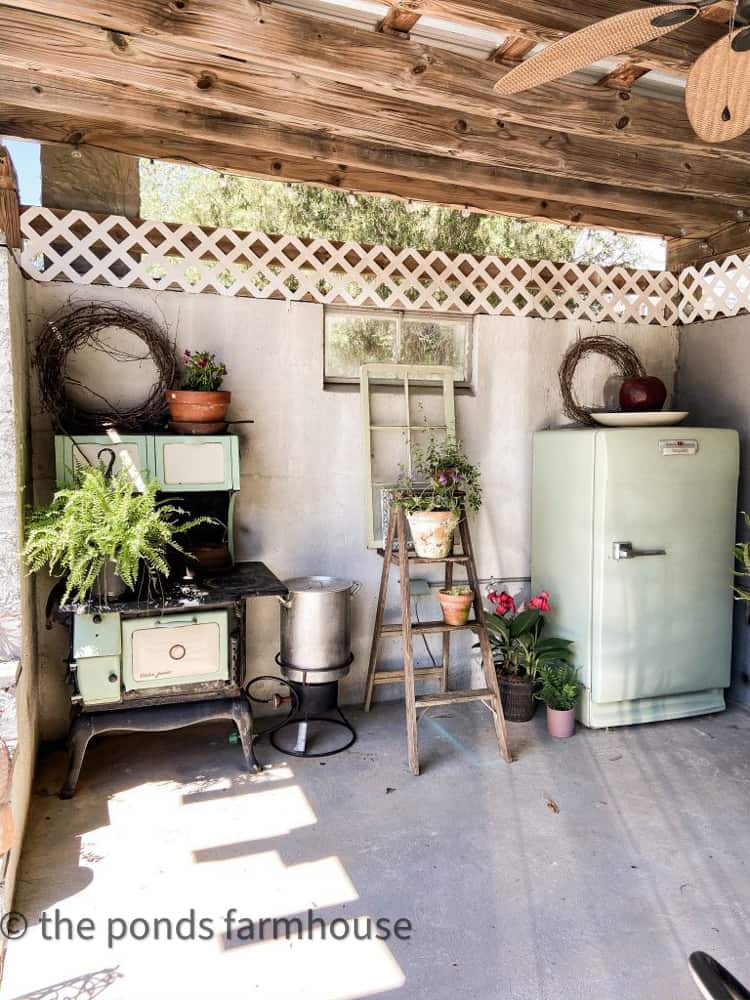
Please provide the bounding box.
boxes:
[23,466,211,603]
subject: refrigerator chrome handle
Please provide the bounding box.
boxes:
[612,541,667,561]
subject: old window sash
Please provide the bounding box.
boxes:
[325,307,473,387]
[360,363,456,549]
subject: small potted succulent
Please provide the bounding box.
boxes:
[535,662,584,738]
[166,349,230,429]
[394,438,481,559]
[438,585,474,626]
[485,589,574,723]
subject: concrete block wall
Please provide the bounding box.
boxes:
[677,316,750,706]
[24,280,679,740]
[0,248,37,915]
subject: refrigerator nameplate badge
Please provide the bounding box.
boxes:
[658,439,698,456]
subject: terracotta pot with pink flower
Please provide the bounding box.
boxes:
[166,349,231,432]
[484,588,575,724]
[395,437,482,559]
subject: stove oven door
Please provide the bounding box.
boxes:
[121,612,229,692]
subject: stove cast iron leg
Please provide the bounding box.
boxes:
[230,698,256,772]
[60,715,96,799]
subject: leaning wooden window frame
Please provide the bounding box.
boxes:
[323,306,474,388]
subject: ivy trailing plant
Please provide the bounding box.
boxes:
[395,437,482,515]
[23,466,211,604]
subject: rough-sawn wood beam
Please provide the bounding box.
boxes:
[0,3,743,158]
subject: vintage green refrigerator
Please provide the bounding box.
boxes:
[531,428,739,727]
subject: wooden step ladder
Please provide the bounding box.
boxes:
[363,503,512,774]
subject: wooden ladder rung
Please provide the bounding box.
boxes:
[372,667,444,685]
[381,620,480,635]
[415,688,493,708]
[364,503,511,772]
[377,549,470,565]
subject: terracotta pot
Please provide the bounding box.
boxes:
[498,675,539,723]
[547,706,576,739]
[438,589,474,626]
[406,510,460,559]
[166,389,231,426]
[619,376,667,413]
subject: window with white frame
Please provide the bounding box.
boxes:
[324,308,473,386]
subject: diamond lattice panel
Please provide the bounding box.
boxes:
[19,207,680,325]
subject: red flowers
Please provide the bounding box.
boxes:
[488,590,516,615]
[527,590,551,612]
[487,589,552,614]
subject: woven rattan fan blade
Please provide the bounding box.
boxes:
[494,5,698,95]
[686,29,750,142]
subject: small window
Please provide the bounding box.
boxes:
[324,308,473,386]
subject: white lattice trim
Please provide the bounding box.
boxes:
[19,206,681,326]
[678,254,750,323]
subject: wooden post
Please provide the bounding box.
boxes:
[0,144,21,250]
[396,504,420,776]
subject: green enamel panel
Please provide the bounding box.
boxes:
[74,655,122,706]
[121,611,229,691]
[73,612,122,658]
[153,436,239,492]
[55,435,151,487]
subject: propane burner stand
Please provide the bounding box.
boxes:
[269,654,356,758]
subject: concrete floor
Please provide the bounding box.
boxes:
[2,701,750,1000]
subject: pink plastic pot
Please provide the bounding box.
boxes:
[547,707,576,739]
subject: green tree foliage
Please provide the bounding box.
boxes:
[140,161,649,266]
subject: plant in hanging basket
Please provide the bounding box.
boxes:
[392,437,482,559]
[22,466,213,605]
[166,349,231,428]
[484,588,574,722]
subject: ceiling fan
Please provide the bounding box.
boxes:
[494,1,750,143]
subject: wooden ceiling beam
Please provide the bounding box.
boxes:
[596,63,650,91]
[488,36,536,65]
[380,0,723,75]
[667,218,750,270]
[1,109,702,238]
[2,64,749,210]
[0,3,742,160]
[0,94,733,237]
[378,2,421,35]
[0,0,722,79]
[0,142,21,248]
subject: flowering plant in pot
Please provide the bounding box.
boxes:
[535,662,584,738]
[166,349,230,429]
[394,438,481,559]
[485,589,574,723]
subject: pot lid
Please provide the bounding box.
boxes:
[283,576,353,594]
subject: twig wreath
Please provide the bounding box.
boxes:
[34,301,176,432]
[558,334,645,426]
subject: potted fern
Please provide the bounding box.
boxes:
[535,662,584,738]
[23,466,209,604]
